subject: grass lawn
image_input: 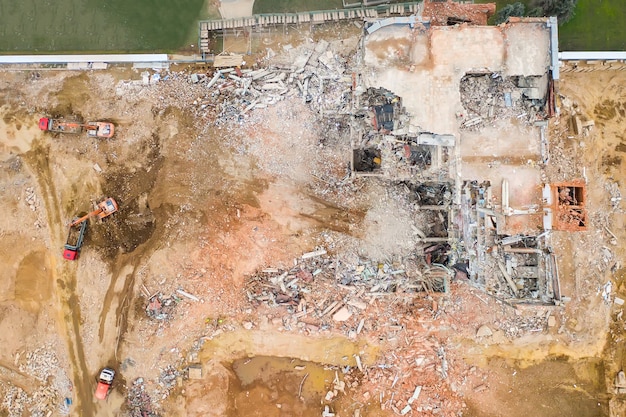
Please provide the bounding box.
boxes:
[477,0,626,50]
[253,0,343,14]
[0,0,209,53]
[559,0,626,51]
[0,0,623,52]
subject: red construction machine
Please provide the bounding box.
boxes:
[69,198,118,227]
[38,118,83,134]
[39,117,115,138]
[63,198,118,261]
[63,220,88,261]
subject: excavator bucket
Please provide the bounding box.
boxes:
[97,198,118,219]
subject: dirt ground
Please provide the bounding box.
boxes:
[0,25,625,417]
[218,0,255,19]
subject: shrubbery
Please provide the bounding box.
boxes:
[495,0,578,25]
[534,0,578,23]
[495,2,526,24]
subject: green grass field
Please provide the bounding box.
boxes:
[559,0,626,50]
[477,0,626,50]
[0,0,623,52]
[0,0,210,53]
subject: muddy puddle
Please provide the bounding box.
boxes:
[229,356,335,416]
[219,355,386,417]
[195,330,385,416]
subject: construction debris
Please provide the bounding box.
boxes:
[459,73,547,129]
[1,10,620,417]
[146,293,179,321]
[615,371,626,394]
[246,253,452,319]
[127,378,159,417]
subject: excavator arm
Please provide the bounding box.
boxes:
[69,197,118,227]
[70,208,103,227]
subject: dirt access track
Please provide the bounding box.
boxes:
[0,19,626,417]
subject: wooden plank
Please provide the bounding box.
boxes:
[213,54,244,68]
[497,261,519,297]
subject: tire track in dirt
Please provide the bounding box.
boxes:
[24,142,96,417]
[98,253,152,357]
[96,167,167,363]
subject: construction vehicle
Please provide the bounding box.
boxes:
[85,121,114,138]
[39,117,115,138]
[69,197,119,227]
[63,220,88,261]
[63,198,118,261]
[95,367,115,400]
[38,118,83,134]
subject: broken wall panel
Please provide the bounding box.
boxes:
[545,181,587,231]
[353,148,381,173]
[460,181,560,304]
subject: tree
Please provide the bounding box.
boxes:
[532,0,578,24]
[495,2,526,25]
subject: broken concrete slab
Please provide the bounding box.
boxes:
[332,307,353,322]
[188,364,203,380]
[347,299,367,310]
[476,325,493,338]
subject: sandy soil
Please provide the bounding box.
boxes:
[219,0,255,19]
[0,29,625,417]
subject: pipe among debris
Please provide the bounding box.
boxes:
[503,246,542,254]
[502,179,509,214]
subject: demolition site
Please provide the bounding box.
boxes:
[1,2,626,417]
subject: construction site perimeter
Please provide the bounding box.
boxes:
[2,5,626,417]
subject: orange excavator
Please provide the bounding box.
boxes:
[70,198,119,227]
[63,198,118,260]
[84,121,114,139]
[39,118,115,138]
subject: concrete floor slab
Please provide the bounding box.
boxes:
[363,22,551,138]
[503,22,551,77]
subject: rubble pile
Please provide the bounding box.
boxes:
[158,366,180,394]
[128,378,160,417]
[145,293,180,321]
[459,73,545,129]
[246,249,452,317]
[606,181,623,212]
[499,313,551,338]
[0,346,71,417]
[19,345,60,382]
[0,382,60,417]
[362,335,464,415]
[181,39,354,125]
[24,186,37,211]
[243,251,473,415]
[0,385,28,417]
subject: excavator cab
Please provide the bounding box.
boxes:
[97,198,118,219]
[86,122,115,139]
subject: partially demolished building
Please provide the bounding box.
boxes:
[199,9,570,304]
[354,16,568,304]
